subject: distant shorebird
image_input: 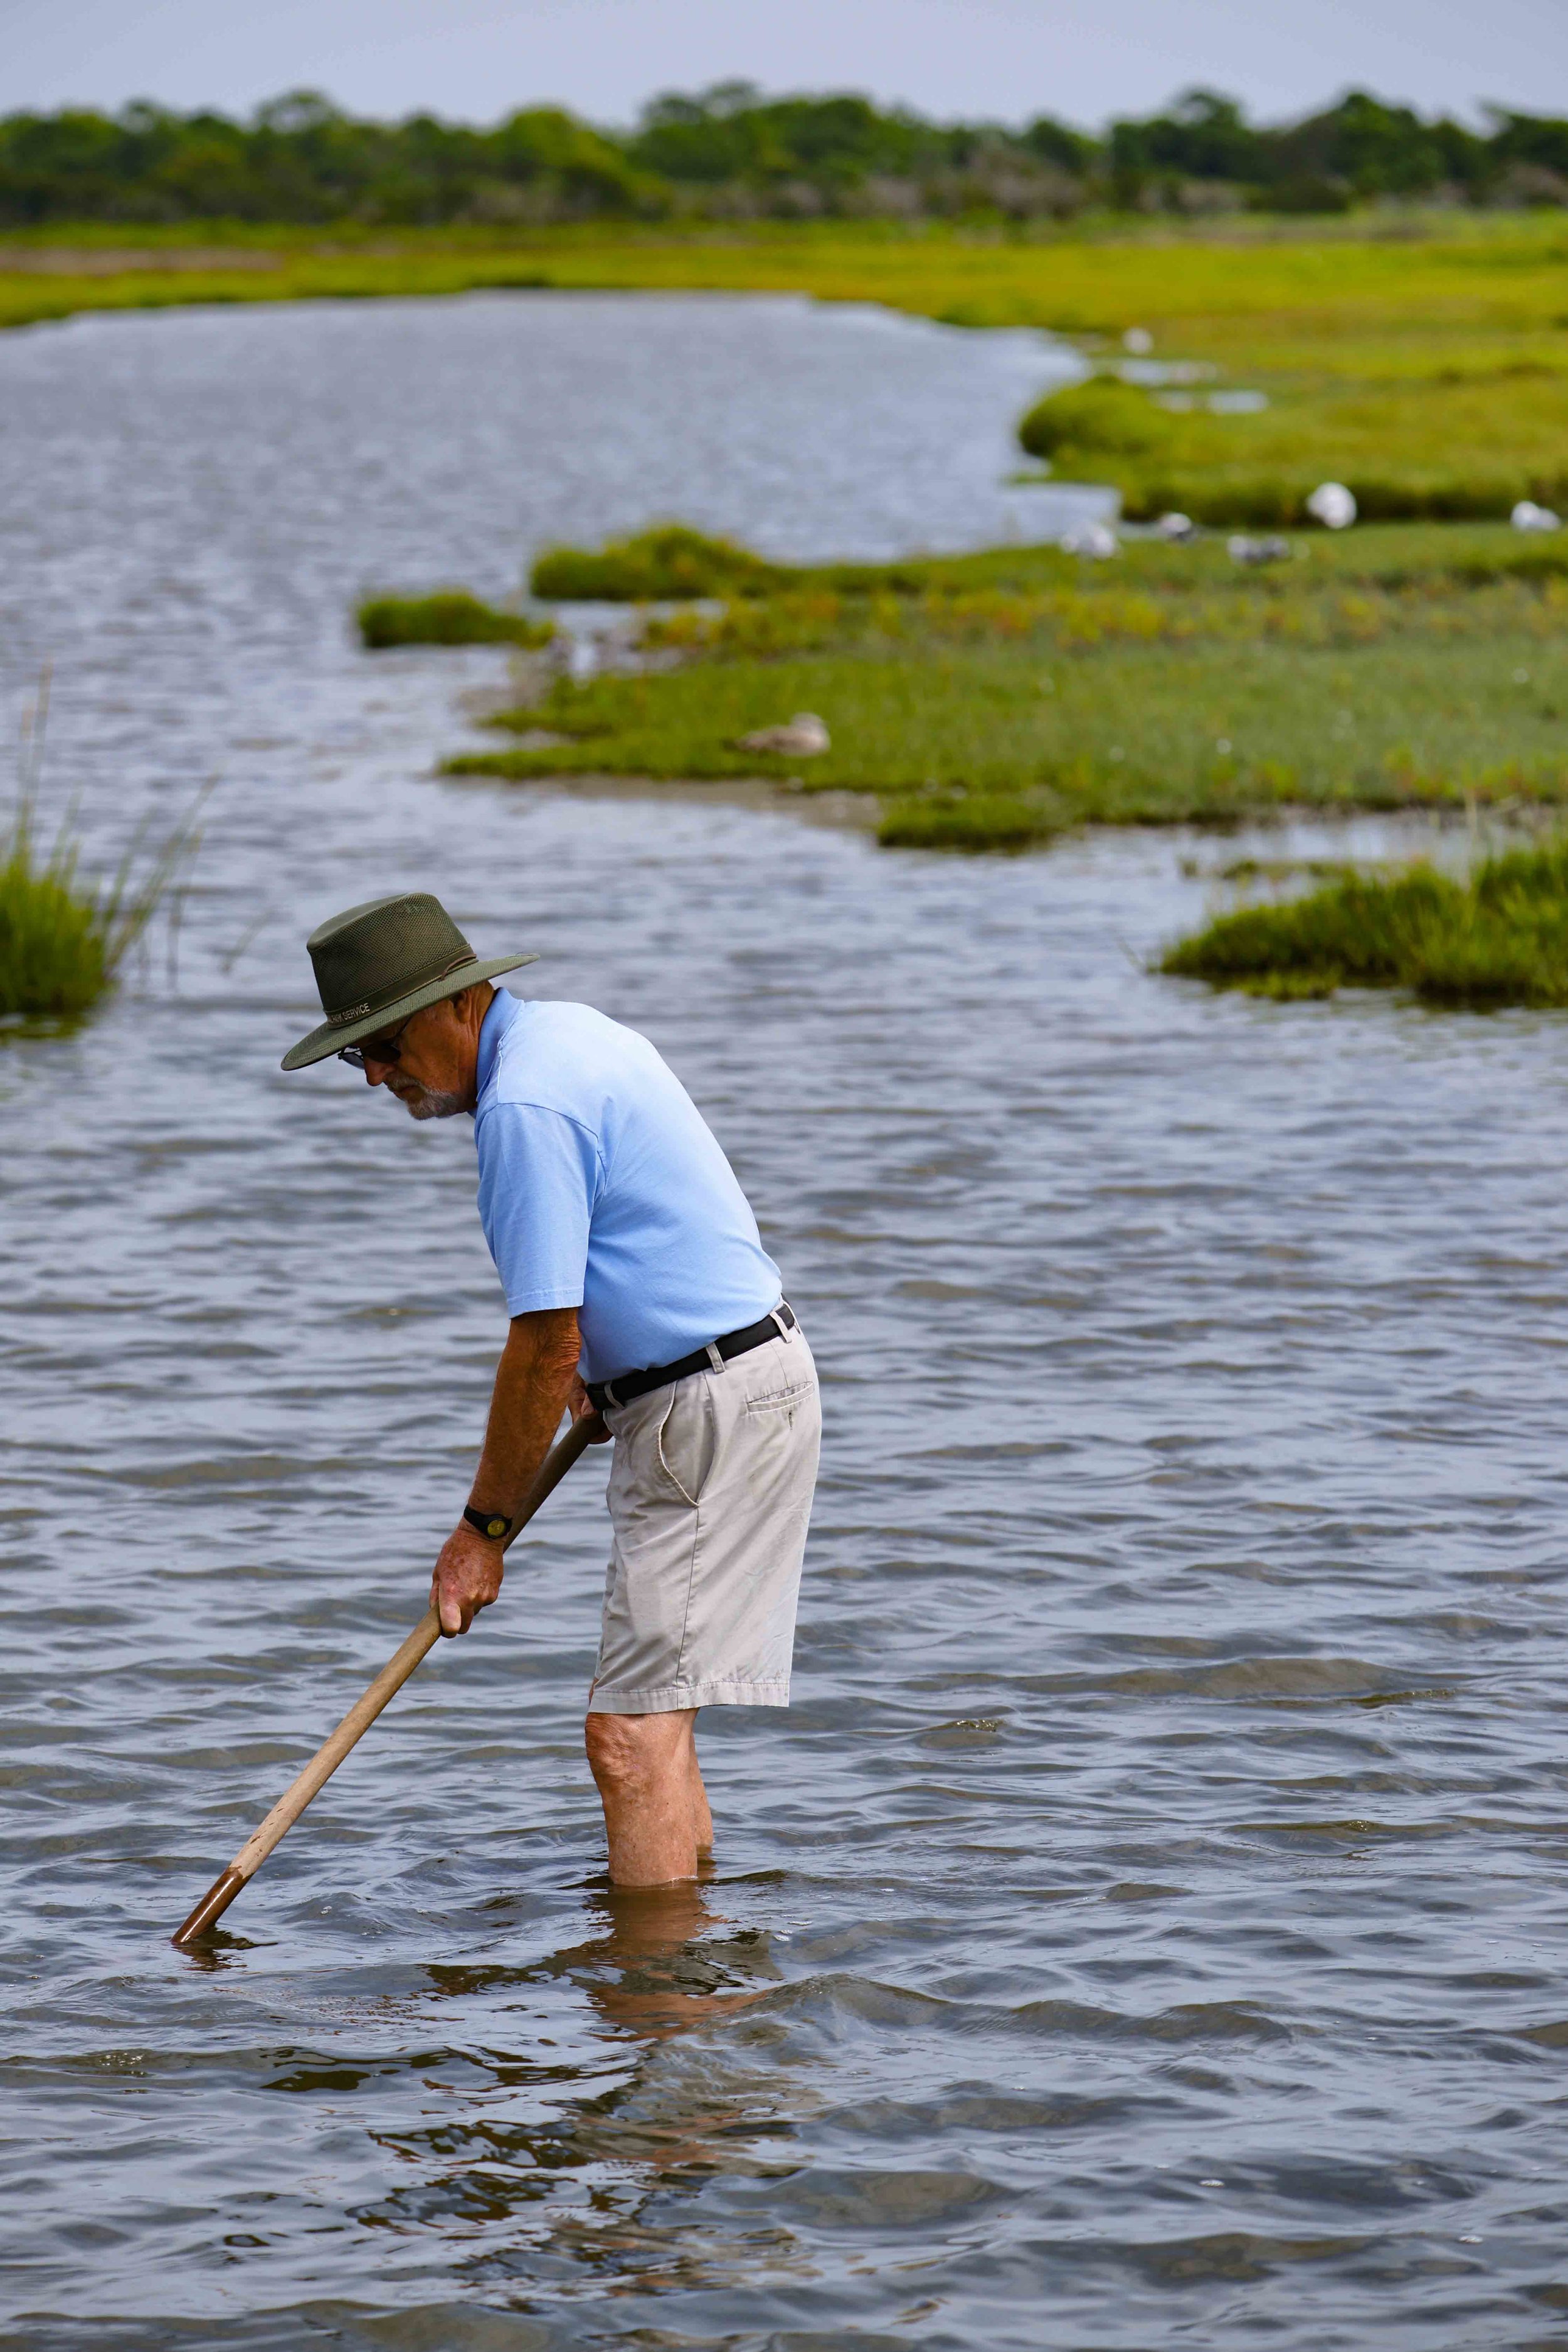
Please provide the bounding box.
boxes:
[1227,534,1293,566]
[1306,481,1357,529]
[1059,521,1119,559]
[735,712,832,757]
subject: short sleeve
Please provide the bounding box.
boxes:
[475,1101,601,1316]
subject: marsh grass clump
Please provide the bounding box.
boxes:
[1019,377,1176,464]
[1162,838,1568,1008]
[357,592,553,649]
[0,817,109,1017]
[876,793,1063,852]
[531,527,792,601]
[0,798,193,1019]
[1,678,199,1020]
[529,524,949,603]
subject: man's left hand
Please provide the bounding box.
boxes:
[431,1523,505,1636]
[568,1374,612,1442]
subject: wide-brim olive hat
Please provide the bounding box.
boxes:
[282,891,538,1071]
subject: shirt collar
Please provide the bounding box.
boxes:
[474,986,523,1110]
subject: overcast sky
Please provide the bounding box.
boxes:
[3,0,1564,129]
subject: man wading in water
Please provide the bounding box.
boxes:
[283,893,820,1885]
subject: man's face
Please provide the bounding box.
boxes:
[361,988,484,1120]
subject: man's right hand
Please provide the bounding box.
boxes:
[430,1522,506,1636]
[438,1309,601,1634]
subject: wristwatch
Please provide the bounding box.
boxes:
[463,1505,513,1542]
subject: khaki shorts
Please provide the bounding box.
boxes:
[590,1323,820,1715]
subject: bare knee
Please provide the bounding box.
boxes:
[585,1712,665,1796]
[585,1713,637,1793]
[584,1710,692,1798]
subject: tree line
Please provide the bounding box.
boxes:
[3,82,1566,228]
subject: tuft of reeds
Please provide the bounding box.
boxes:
[357,592,553,649]
[1,681,200,1020]
[1161,837,1568,1009]
[0,816,110,1017]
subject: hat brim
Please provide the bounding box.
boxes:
[280,951,539,1071]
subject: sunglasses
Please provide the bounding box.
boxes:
[337,1014,414,1072]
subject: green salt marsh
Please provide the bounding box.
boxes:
[435,522,1568,852]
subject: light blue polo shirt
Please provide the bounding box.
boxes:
[472,990,783,1384]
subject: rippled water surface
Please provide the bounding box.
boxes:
[4,295,1568,2351]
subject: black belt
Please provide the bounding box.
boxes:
[587,1301,797,1411]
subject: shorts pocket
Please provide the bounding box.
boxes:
[744,1378,815,1416]
[655,1377,718,1505]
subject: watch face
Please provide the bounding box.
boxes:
[482,1516,507,1540]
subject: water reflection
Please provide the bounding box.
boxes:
[171,1924,267,1976]
[356,1884,802,2296]
[422,1879,780,2043]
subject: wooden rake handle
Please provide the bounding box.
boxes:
[171,1413,600,1946]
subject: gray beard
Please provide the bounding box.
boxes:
[400,1084,468,1121]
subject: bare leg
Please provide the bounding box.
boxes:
[690,1728,713,1859]
[585,1708,711,1885]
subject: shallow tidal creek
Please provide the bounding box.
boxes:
[4,292,1568,2351]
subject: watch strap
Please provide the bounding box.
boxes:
[464,1504,513,1542]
